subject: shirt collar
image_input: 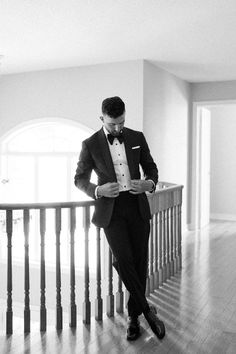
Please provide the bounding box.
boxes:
[103,126,110,137]
[103,126,125,138]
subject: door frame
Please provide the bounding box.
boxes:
[189,99,236,230]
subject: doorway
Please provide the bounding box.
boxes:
[190,100,236,230]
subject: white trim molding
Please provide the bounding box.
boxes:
[210,213,236,221]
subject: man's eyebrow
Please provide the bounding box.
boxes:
[110,120,125,124]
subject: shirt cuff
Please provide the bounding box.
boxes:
[95,186,101,199]
[147,179,155,193]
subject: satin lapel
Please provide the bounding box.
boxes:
[98,128,117,181]
[123,129,135,179]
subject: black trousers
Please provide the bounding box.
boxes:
[104,191,150,317]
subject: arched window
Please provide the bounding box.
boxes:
[0,118,94,203]
[0,118,98,270]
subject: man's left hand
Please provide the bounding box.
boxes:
[129,179,153,194]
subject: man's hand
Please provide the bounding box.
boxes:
[97,182,119,198]
[129,179,153,194]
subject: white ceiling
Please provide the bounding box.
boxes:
[1,0,236,82]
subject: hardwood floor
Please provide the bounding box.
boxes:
[1,220,236,353]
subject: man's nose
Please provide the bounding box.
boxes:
[114,125,120,131]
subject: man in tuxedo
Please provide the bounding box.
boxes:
[74,96,165,341]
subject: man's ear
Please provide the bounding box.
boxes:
[100,116,104,122]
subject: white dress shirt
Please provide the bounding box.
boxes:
[103,126,131,192]
[95,127,155,198]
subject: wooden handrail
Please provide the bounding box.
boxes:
[0,200,95,210]
[0,182,183,211]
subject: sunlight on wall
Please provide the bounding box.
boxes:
[0,118,99,272]
[0,119,93,203]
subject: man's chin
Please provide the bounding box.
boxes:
[112,131,122,136]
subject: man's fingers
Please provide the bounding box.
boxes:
[110,187,119,193]
[109,183,119,190]
[129,190,139,194]
[111,184,119,189]
[131,180,140,188]
[107,182,119,197]
[130,180,143,194]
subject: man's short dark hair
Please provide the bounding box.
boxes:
[102,96,125,118]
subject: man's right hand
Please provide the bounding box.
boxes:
[97,182,119,198]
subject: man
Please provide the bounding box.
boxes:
[74,96,165,341]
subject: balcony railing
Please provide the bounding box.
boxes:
[0,182,183,335]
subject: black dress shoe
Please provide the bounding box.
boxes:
[144,306,165,339]
[126,316,141,341]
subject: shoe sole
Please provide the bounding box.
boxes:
[154,321,165,339]
[148,305,166,340]
[126,330,141,341]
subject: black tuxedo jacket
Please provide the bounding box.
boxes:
[74,127,158,228]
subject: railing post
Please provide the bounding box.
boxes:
[125,289,130,311]
[95,227,103,321]
[116,276,124,314]
[149,216,154,293]
[55,207,63,330]
[6,209,13,335]
[107,249,114,317]
[173,205,178,274]
[154,212,159,289]
[170,207,175,277]
[83,206,91,324]
[146,224,151,297]
[163,209,167,283]
[158,211,163,286]
[69,207,77,328]
[146,268,150,296]
[23,209,30,333]
[166,207,171,280]
[40,208,47,332]
[177,203,182,270]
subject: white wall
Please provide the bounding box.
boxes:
[0,60,144,138]
[0,60,191,190]
[0,60,191,226]
[143,61,190,226]
[210,105,236,220]
[0,60,192,310]
[191,80,236,102]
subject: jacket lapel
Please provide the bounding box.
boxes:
[123,128,135,179]
[98,128,117,181]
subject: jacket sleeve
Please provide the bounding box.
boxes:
[139,133,158,189]
[74,140,97,199]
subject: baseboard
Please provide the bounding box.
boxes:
[210,213,236,221]
[186,223,196,231]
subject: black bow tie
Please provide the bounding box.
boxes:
[107,133,124,145]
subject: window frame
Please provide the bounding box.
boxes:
[0,118,101,273]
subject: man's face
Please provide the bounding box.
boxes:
[101,112,125,136]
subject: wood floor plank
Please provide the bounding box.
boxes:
[1,220,236,353]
